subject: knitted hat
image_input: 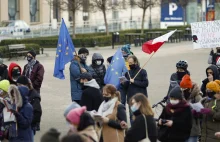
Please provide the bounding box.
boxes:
[41,128,60,142]
[67,106,87,125]
[64,101,81,117]
[78,48,89,55]
[0,58,3,65]
[0,80,10,92]
[169,86,183,100]
[27,50,36,57]
[107,56,113,63]
[17,75,29,86]
[80,72,92,80]
[180,75,193,89]
[206,80,220,93]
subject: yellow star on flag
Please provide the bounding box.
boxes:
[59,44,61,47]
[115,72,118,75]
[111,68,114,71]
[59,50,61,52]
[66,52,68,55]
[116,57,119,60]
[66,47,69,50]
[56,54,59,57]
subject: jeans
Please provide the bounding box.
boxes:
[185,136,198,142]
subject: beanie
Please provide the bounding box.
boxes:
[41,128,60,142]
[64,101,81,117]
[17,75,29,86]
[78,48,89,55]
[67,106,86,125]
[180,75,193,89]
[0,80,10,92]
[206,80,220,93]
[28,50,36,57]
[169,86,183,100]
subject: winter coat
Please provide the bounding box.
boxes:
[22,60,44,93]
[201,65,220,96]
[69,59,94,101]
[208,50,220,66]
[79,126,99,142]
[158,101,192,142]
[28,89,42,130]
[90,53,106,89]
[8,85,33,142]
[0,64,8,81]
[123,66,148,102]
[8,63,22,84]
[80,79,103,111]
[125,110,157,142]
[187,83,202,137]
[201,98,220,142]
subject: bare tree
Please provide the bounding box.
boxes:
[46,0,83,38]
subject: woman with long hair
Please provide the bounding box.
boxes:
[97,84,127,142]
[122,93,157,142]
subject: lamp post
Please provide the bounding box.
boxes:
[149,0,152,29]
[49,0,51,26]
[130,0,133,29]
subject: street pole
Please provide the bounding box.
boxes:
[49,0,51,26]
[149,0,152,29]
[130,0,132,29]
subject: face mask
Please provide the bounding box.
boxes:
[129,64,136,69]
[96,60,102,66]
[12,69,20,82]
[183,89,191,100]
[177,71,186,80]
[130,104,139,113]
[170,100,180,105]
[79,54,87,62]
[207,92,215,99]
[27,56,33,62]
[103,96,111,102]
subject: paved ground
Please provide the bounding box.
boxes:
[3,41,211,141]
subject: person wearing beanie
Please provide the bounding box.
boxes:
[0,58,8,81]
[22,50,44,94]
[8,85,33,142]
[200,80,220,142]
[8,62,22,84]
[70,47,94,103]
[158,86,192,142]
[17,75,42,133]
[64,101,81,118]
[66,106,98,142]
[41,128,60,142]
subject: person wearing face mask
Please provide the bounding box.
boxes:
[0,58,8,81]
[70,47,94,104]
[180,75,202,142]
[22,50,44,94]
[97,84,126,142]
[200,80,220,142]
[90,53,106,90]
[208,47,220,67]
[122,93,157,142]
[158,86,192,142]
[79,73,103,111]
[66,106,98,142]
[8,62,22,84]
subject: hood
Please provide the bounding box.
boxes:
[8,85,23,108]
[18,86,29,105]
[190,82,202,98]
[0,80,10,92]
[206,65,219,80]
[92,53,104,65]
[8,62,22,81]
[84,79,100,89]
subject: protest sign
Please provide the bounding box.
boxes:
[191,20,220,49]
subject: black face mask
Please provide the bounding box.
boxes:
[103,97,111,102]
[12,69,20,76]
[27,56,33,62]
[129,64,136,70]
[183,89,191,100]
[177,71,186,80]
[207,92,215,99]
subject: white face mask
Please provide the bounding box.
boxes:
[170,100,179,105]
[96,61,102,65]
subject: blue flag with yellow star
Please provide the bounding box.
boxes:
[53,19,75,79]
[104,48,128,88]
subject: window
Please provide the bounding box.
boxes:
[8,0,20,20]
[82,0,89,21]
[30,0,40,22]
[112,10,119,19]
[53,0,61,22]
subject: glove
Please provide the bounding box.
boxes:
[200,108,212,115]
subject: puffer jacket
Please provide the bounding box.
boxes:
[201,98,220,142]
[0,64,8,81]
[90,53,106,89]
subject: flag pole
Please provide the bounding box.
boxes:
[133,52,156,79]
[74,51,83,72]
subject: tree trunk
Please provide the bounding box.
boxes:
[103,10,109,36]
[141,8,146,34]
[72,0,76,38]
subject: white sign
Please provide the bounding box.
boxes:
[169,3,178,15]
[191,20,220,49]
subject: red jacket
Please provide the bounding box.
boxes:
[8,62,22,84]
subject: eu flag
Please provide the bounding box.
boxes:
[53,19,75,79]
[104,48,128,88]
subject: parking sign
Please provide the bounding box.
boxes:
[161,2,183,22]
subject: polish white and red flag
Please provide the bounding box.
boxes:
[142,30,177,54]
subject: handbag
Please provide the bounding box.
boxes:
[139,114,151,142]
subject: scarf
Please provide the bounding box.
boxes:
[98,97,118,117]
[166,100,189,115]
[25,60,36,78]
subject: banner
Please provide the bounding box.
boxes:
[206,0,215,21]
[191,20,220,49]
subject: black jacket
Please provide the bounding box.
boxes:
[28,89,42,129]
[125,110,157,142]
[0,64,8,81]
[201,65,219,96]
[158,104,192,142]
[80,79,103,111]
[123,66,148,101]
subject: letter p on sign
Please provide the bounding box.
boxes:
[169,3,178,15]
